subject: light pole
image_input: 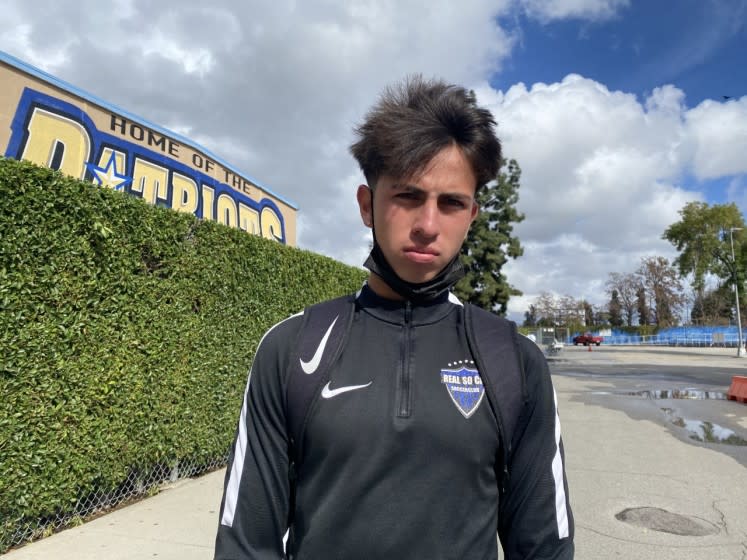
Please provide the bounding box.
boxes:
[728,227,745,357]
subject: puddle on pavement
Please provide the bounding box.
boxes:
[591,387,747,446]
[626,389,727,400]
[660,408,747,446]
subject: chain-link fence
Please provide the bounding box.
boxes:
[2,454,228,553]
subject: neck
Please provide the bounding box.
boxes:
[367,273,405,301]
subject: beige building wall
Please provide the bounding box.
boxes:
[0,53,297,246]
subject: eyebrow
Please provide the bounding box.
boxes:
[390,182,420,192]
[390,183,473,201]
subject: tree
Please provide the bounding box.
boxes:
[663,201,745,316]
[455,158,525,314]
[582,300,594,327]
[636,286,650,326]
[636,256,684,327]
[528,292,587,329]
[593,304,610,327]
[523,304,537,327]
[695,284,735,325]
[533,291,558,325]
[608,289,623,327]
[558,295,584,328]
[605,272,638,326]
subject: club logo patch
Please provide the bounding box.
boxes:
[440,362,485,418]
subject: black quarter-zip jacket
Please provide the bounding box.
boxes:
[215,285,574,559]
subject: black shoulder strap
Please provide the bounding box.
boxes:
[286,294,356,458]
[463,303,526,489]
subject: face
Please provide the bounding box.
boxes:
[357,144,479,284]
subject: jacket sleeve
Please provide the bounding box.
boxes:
[214,316,301,560]
[497,336,574,559]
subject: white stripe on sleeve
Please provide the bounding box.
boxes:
[551,387,570,539]
[220,312,302,528]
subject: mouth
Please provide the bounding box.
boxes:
[403,247,439,264]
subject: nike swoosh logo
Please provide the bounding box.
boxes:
[300,316,338,374]
[321,381,372,399]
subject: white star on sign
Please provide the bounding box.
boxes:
[86,152,132,191]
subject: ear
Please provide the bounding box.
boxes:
[464,200,478,240]
[469,199,479,223]
[356,185,373,228]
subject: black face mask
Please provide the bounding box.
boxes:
[363,242,465,304]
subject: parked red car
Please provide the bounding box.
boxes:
[572,333,603,346]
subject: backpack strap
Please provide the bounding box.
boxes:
[286,294,356,460]
[463,303,526,493]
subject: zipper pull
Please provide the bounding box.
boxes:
[405,301,412,324]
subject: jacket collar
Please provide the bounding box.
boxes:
[355,283,461,326]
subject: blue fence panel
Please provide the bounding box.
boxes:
[569,326,743,346]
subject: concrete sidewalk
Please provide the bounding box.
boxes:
[3,471,225,560]
[4,349,747,559]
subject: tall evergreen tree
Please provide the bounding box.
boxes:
[608,289,623,327]
[582,300,594,327]
[455,158,525,314]
[636,286,650,326]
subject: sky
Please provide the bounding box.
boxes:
[1,0,746,321]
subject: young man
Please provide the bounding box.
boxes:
[214,77,574,559]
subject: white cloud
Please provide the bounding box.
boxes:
[477,75,728,310]
[0,19,72,72]
[519,0,630,22]
[0,0,517,256]
[141,31,216,77]
[685,96,747,179]
[0,0,744,320]
[478,75,692,241]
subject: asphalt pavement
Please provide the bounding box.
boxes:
[4,345,747,559]
[553,346,747,559]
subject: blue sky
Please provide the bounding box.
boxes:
[500,0,747,108]
[496,0,747,214]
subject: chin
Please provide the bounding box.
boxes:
[398,265,440,284]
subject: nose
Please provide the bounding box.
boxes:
[412,199,439,240]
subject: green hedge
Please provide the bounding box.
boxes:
[0,157,366,549]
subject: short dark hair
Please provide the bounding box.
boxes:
[350,75,501,190]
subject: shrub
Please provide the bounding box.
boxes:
[0,157,366,550]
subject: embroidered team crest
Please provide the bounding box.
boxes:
[440,362,485,418]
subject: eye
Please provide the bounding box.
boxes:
[393,191,423,205]
[441,197,468,209]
